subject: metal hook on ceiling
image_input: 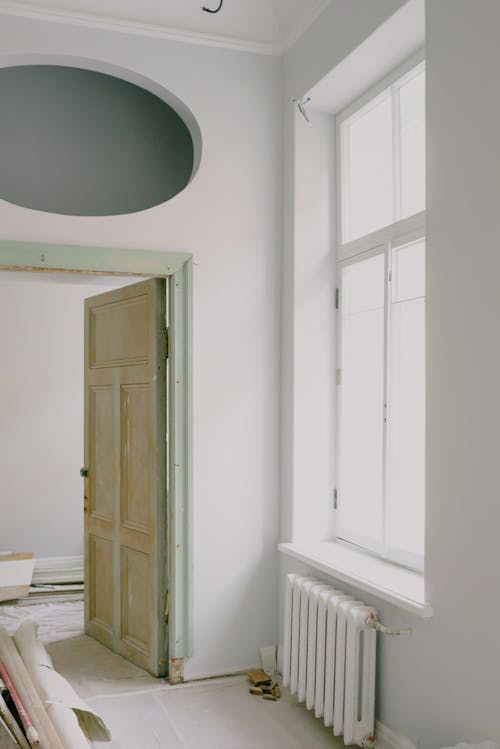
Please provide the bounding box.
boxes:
[202,0,224,13]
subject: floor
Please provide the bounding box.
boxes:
[0,599,343,748]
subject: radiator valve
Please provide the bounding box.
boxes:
[360,734,376,748]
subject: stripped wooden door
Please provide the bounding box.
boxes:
[83,279,167,676]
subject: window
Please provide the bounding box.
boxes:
[336,58,425,572]
[340,61,425,243]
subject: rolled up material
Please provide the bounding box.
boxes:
[0,717,19,749]
[0,662,40,745]
[0,627,65,749]
[0,688,30,749]
[13,622,111,743]
[44,705,92,749]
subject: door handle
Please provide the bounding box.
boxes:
[80,467,88,478]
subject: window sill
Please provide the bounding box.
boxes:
[278,541,433,619]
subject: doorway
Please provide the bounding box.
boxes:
[0,240,193,683]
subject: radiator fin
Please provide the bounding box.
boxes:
[283,574,377,747]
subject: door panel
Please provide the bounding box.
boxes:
[84,278,167,676]
[89,386,114,521]
[88,535,114,636]
[121,384,154,533]
[89,295,150,367]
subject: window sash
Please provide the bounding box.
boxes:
[335,228,425,572]
[337,53,425,247]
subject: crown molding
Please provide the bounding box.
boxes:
[0,0,284,56]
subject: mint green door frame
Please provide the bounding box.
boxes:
[0,240,193,676]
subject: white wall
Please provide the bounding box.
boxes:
[289,109,336,544]
[280,0,410,545]
[0,272,138,559]
[0,13,282,680]
[281,1,500,747]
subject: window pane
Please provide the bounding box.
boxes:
[338,253,385,545]
[400,69,425,218]
[387,240,425,558]
[392,239,425,300]
[341,94,394,243]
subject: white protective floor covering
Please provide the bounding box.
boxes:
[0,599,342,748]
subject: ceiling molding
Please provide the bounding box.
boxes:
[0,0,285,56]
[282,0,332,53]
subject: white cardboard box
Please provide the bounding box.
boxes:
[0,553,34,602]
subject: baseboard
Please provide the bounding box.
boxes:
[184,664,261,682]
[32,555,84,585]
[376,721,418,749]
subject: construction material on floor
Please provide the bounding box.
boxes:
[0,626,65,748]
[247,670,272,687]
[0,556,34,604]
[29,585,84,601]
[0,622,112,748]
[259,646,277,675]
[248,670,281,701]
[14,622,110,741]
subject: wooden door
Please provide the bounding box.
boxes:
[83,278,167,676]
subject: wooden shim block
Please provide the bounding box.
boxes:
[0,628,65,749]
[0,587,30,604]
[247,670,271,686]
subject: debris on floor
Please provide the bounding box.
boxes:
[247,670,281,701]
[248,669,272,687]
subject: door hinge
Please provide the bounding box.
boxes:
[335,287,340,310]
[165,589,169,620]
[165,328,169,359]
[336,368,342,385]
[333,488,338,510]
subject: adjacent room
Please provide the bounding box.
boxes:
[0,1,498,748]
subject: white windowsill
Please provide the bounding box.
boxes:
[278,541,433,619]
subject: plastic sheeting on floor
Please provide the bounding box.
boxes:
[0,600,83,643]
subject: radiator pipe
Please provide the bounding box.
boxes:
[365,612,411,635]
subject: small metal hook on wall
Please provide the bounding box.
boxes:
[202,0,224,13]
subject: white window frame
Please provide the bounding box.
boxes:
[334,50,426,573]
[336,48,425,254]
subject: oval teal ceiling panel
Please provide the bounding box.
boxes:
[0,65,196,216]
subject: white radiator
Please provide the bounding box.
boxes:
[283,574,377,747]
